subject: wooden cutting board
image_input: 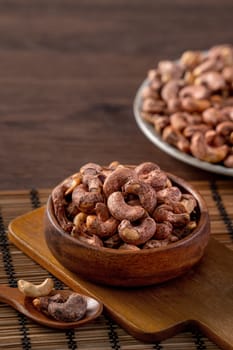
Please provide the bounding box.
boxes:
[8,207,233,350]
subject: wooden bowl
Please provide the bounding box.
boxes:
[44,173,210,287]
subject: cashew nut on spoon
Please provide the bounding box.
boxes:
[0,278,103,329]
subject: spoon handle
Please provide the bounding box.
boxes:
[0,285,25,313]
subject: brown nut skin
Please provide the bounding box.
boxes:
[103,166,136,197]
[51,181,74,233]
[193,57,224,77]
[153,204,190,227]
[195,71,226,91]
[161,80,182,102]
[222,106,233,121]
[179,85,210,100]
[153,221,173,240]
[107,191,145,221]
[118,217,156,245]
[104,233,122,249]
[205,130,225,147]
[34,293,87,322]
[141,98,166,113]
[183,124,211,139]
[216,121,233,137]
[135,162,168,191]
[123,179,157,214]
[202,108,228,127]
[180,97,211,113]
[156,186,182,204]
[162,126,190,153]
[134,162,160,176]
[86,215,119,238]
[72,184,103,214]
[190,131,229,163]
[143,239,169,249]
[158,60,184,82]
[75,231,103,248]
[81,164,103,193]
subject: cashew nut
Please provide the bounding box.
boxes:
[18,278,54,298]
[64,173,82,196]
[156,186,182,204]
[202,108,227,126]
[123,179,157,214]
[107,191,145,221]
[103,166,136,197]
[205,130,225,147]
[180,97,210,112]
[179,84,210,100]
[86,214,119,238]
[158,60,184,82]
[193,58,223,77]
[72,184,103,214]
[154,221,173,240]
[180,50,202,69]
[135,162,169,190]
[161,80,182,102]
[195,71,226,91]
[52,182,74,233]
[33,293,87,322]
[183,123,211,138]
[162,126,190,153]
[142,98,166,114]
[76,231,103,247]
[118,217,156,245]
[80,163,103,193]
[216,121,233,137]
[153,204,190,227]
[190,131,229,163]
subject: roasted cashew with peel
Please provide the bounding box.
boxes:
[153,204,190,227]
[140,44,233,167]
[107,191,145,221]
[118,217,156,245]
[18,278,54,298]
[135,162,168,190]
[51,161,199,250]
[123,179,157,214]
[190,131,229,163]
[72,184,103,214]
[33,293,87,322]
[103,166,135,197]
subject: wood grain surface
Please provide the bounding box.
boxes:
[0,0,233,190]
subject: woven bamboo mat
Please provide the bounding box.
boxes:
[0,181,233,350]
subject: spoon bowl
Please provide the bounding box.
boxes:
[0,285,103,329]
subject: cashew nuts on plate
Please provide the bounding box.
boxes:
[140,44,233,167]
[51,161,198,250]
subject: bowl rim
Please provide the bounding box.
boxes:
[46,171,210,256]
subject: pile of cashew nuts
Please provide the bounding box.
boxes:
[18,278,87,322]
[51,161,198,250]
[140,44,233,167]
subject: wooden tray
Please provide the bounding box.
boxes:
[8,207,233,350]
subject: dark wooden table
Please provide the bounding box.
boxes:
[0,0,233,190]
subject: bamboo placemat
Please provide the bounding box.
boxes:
[0,180,233,350]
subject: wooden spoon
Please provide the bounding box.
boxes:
[0,285,103,329]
